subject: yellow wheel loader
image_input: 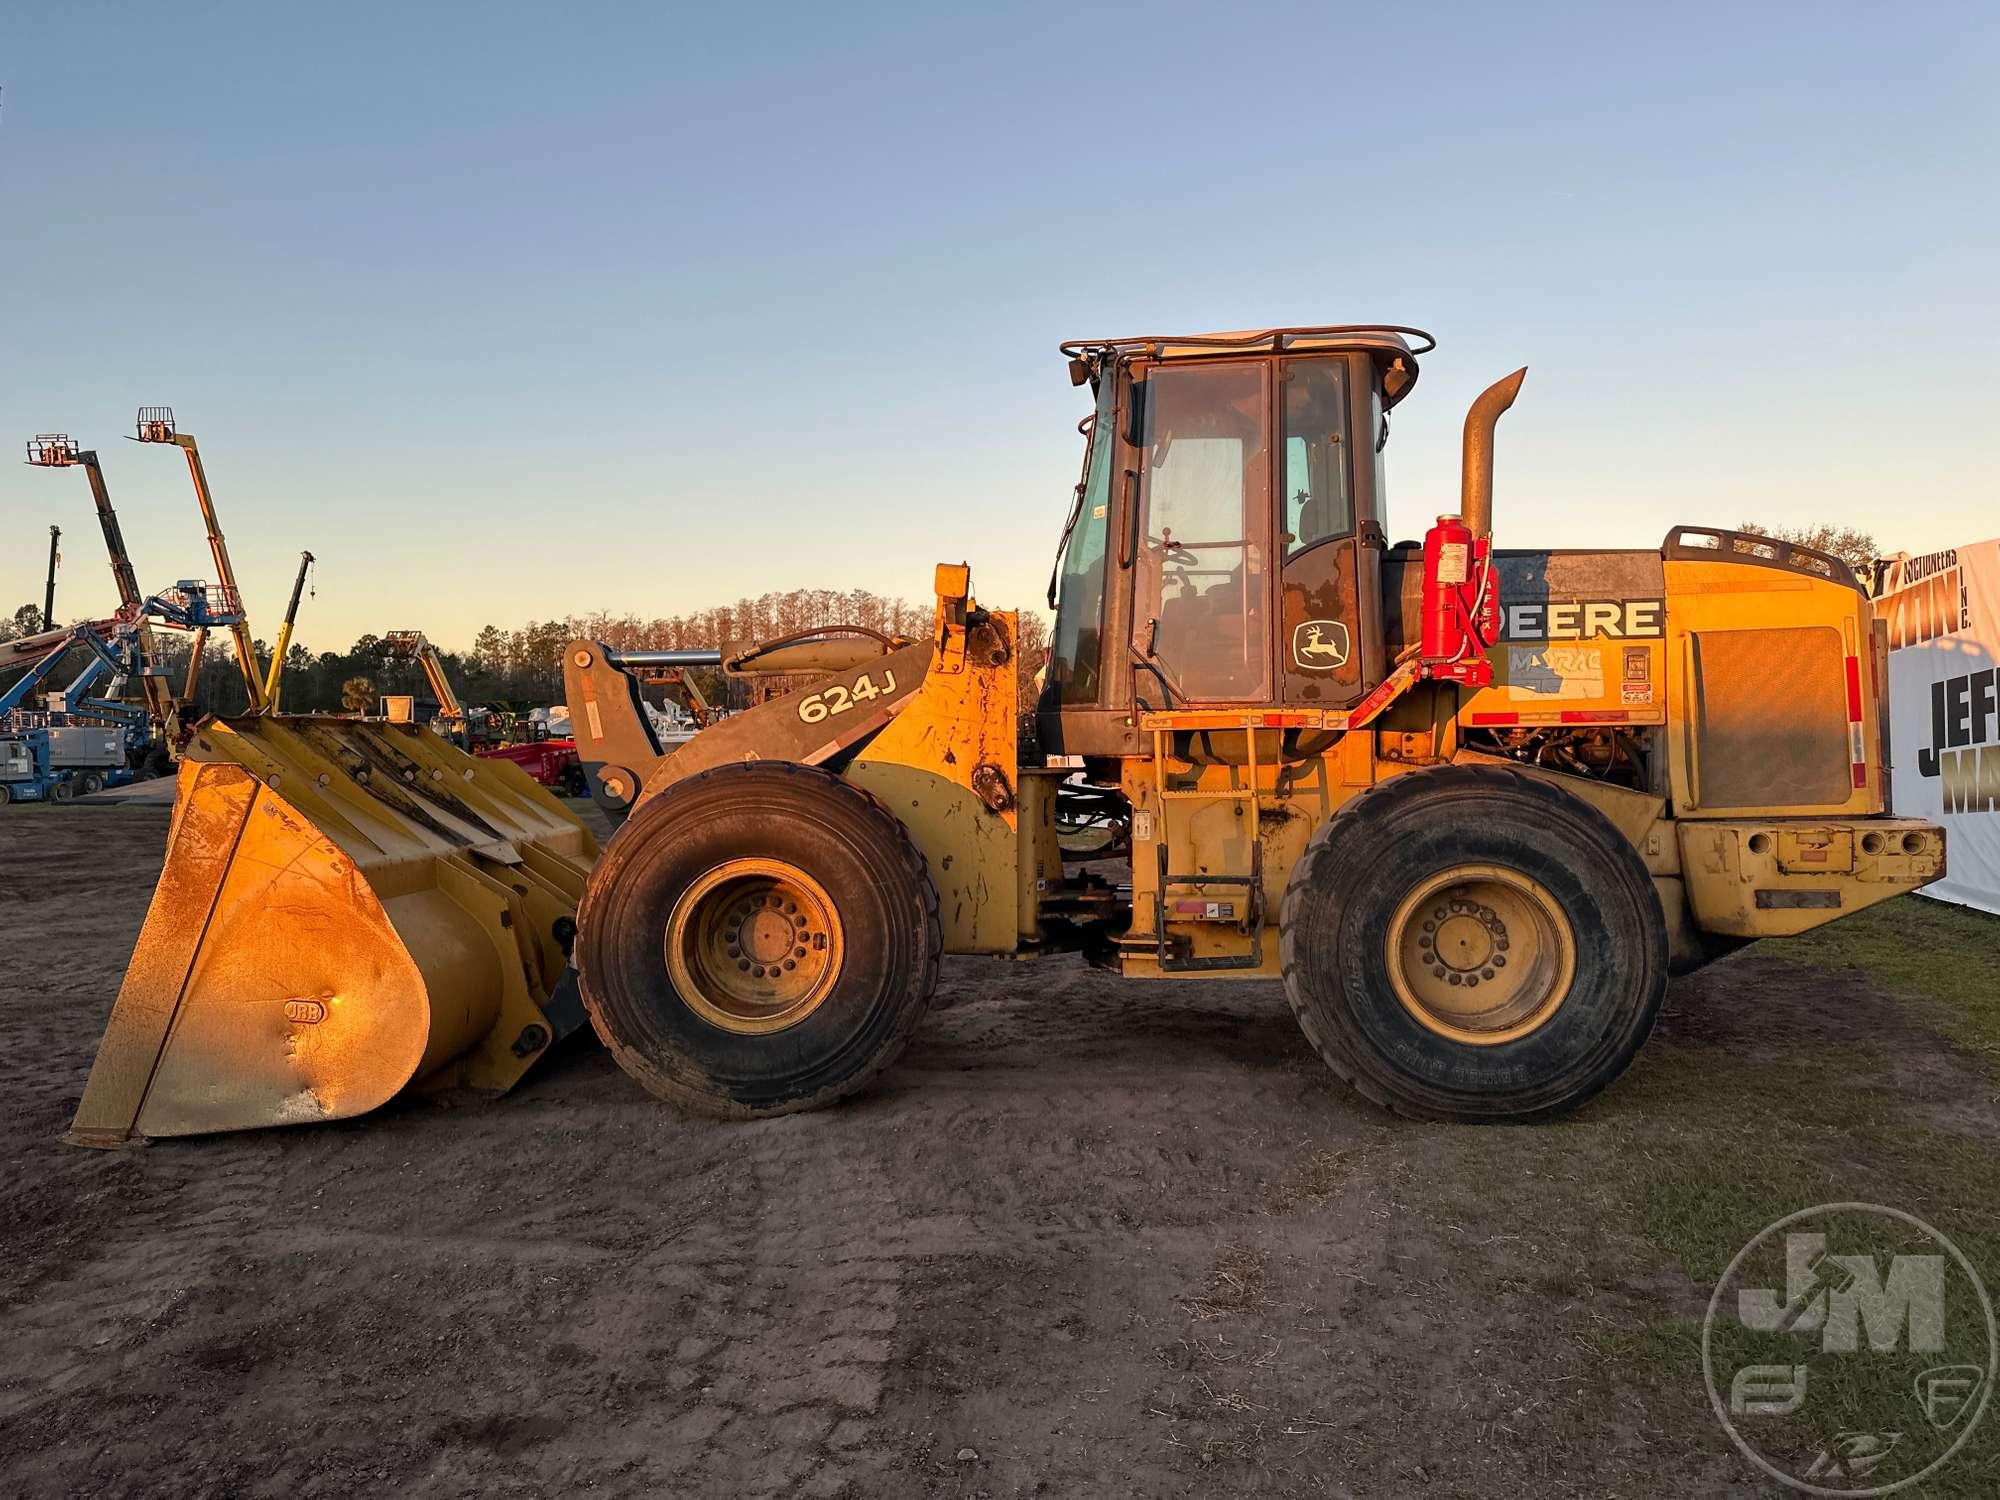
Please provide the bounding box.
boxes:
[67,325,1946,1145]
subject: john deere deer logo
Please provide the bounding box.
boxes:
[1293,620,1350,671]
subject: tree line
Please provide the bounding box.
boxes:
[0,520,1870,722]
[1,588,1052,720]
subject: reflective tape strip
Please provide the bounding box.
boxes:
[1845,654,1866,787]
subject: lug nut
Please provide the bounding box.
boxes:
[1448,973,1463,986]
[1481,968,1495,981]
[1493,955,1507,968]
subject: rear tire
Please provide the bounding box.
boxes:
[51,778,75,804]
[78,772,104,797]
[1280,764,1666,1121]
[576,761,942,1118]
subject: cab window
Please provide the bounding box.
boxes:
[1049,380,1116,704]
[1281,359,1352,554]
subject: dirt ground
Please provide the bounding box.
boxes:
[2,803,1994,1498]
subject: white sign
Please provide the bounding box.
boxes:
[1881,538,2000,915]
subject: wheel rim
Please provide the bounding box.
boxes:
[1384,864,1576,1046]
[665,858,844,1034]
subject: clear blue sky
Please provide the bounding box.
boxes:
[2,2,1993,652]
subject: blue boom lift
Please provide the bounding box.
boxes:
[4,417,270,804]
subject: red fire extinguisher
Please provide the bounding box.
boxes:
[1420,514,1499,687]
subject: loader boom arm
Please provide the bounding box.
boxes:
[561,629,927,821]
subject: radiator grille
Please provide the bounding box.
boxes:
[1694,626,1851,809]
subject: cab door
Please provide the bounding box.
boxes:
[1277,356,1374,706]
[1128,359,1275,705]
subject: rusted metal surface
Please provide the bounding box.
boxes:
[1060,325,1433,409]
[969,763,1014,813]
[1457,368,1526,540]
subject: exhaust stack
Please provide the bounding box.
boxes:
[1459,367,1527,540]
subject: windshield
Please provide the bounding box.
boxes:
[1048,376,1117,705]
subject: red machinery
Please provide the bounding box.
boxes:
[475,737,587,797]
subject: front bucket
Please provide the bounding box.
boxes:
[67,716,598,1146]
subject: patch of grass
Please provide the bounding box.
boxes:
[1186,1245,1269,1321]
[1595,1041,2000,1496]
[1377,958,2000,1493]
[1262,1146,1360,1214]
[1755,895,2000,1075]
[1619,1045,2000,1276]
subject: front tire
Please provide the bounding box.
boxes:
[1280,764,1666,1121]
[575,761,942,1118]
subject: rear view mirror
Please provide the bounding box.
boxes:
[1068,357,1091,387]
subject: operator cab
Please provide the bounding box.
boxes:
[1040,326,1430,757]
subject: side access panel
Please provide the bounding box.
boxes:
[1660,538,1880,818]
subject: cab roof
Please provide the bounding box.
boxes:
[1059,324,1434,408]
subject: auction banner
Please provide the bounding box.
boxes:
[1880,538,2000,914]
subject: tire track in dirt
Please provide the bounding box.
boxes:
[610,1124,911,1495]
[0,1133,283,1430]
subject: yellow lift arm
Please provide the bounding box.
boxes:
[135,408,267,712]
[382,630,464,723]
[262,550,316,711]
